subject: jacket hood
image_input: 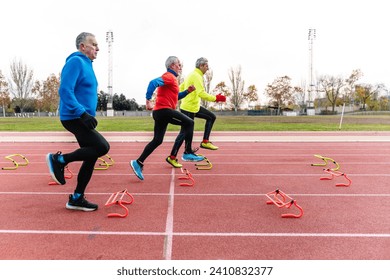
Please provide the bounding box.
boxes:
[65,51,90,62]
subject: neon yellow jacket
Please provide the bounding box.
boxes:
[179,68,217,113]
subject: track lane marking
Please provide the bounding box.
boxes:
[163,168,175,260]
[0,229,389,238]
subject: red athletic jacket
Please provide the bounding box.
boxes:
[145,69,189,110]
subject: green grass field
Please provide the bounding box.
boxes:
[1,115,390,131]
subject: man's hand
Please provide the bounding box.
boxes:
[146,99,154,110]
[187,85,196,93]
[80,112,98,129]
[215,93,226,102]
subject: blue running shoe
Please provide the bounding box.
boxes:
[130,160,144,180]
[182,153,204,162]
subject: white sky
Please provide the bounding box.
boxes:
[1,0,389,105]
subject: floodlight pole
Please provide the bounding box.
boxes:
[307,28,316,113]
[106,30,114,117]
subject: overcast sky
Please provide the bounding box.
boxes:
[1,0,389,105]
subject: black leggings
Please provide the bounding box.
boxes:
[61,119,110,194]
[137,108,194,163]
[180,106,216,141]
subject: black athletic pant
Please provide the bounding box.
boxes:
[137,108,194,163]
[180,106,216,141]
[61,119,110,195]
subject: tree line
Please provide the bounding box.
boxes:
[1,58,389,117]
[0,59,261,116]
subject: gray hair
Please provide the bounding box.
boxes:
[195,57,208,68]
[165,56,179,69]
[76,32,95,49]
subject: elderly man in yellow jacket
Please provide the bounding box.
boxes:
[179,57,226,151]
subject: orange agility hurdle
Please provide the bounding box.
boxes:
[178,168,195,187]
[320,168,352,187]
[265,189,303,218]
[105,189,134,218]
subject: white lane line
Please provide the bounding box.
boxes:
[4,173,390,177]
[163,168,175,260]
[1,192,390,197]
[0,229,389,238]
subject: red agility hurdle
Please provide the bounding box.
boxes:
[321,168,352,187]
[265,189,303,218]
[105,189,134,218]
[178,168,195,187]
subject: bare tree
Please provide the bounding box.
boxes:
[317,75,345,113]
[201,69,213,108]
[0,70,10,117]
[9,58,34,112]
[228,65,245,111]
[296,79,306,110]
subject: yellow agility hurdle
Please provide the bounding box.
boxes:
[94,154,114,170]
[195,156,212,170]
[311,154,340,171]
[2,154,29,170]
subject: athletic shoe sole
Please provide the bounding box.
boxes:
[200,145,218,150]
[66,203,97,212]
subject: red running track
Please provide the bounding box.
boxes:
[0,133,389,260]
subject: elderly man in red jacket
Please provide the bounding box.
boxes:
[130,56,204,181]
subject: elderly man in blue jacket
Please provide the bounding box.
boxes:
[46,32,110,212]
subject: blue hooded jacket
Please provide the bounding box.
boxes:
[58,51,98,120]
